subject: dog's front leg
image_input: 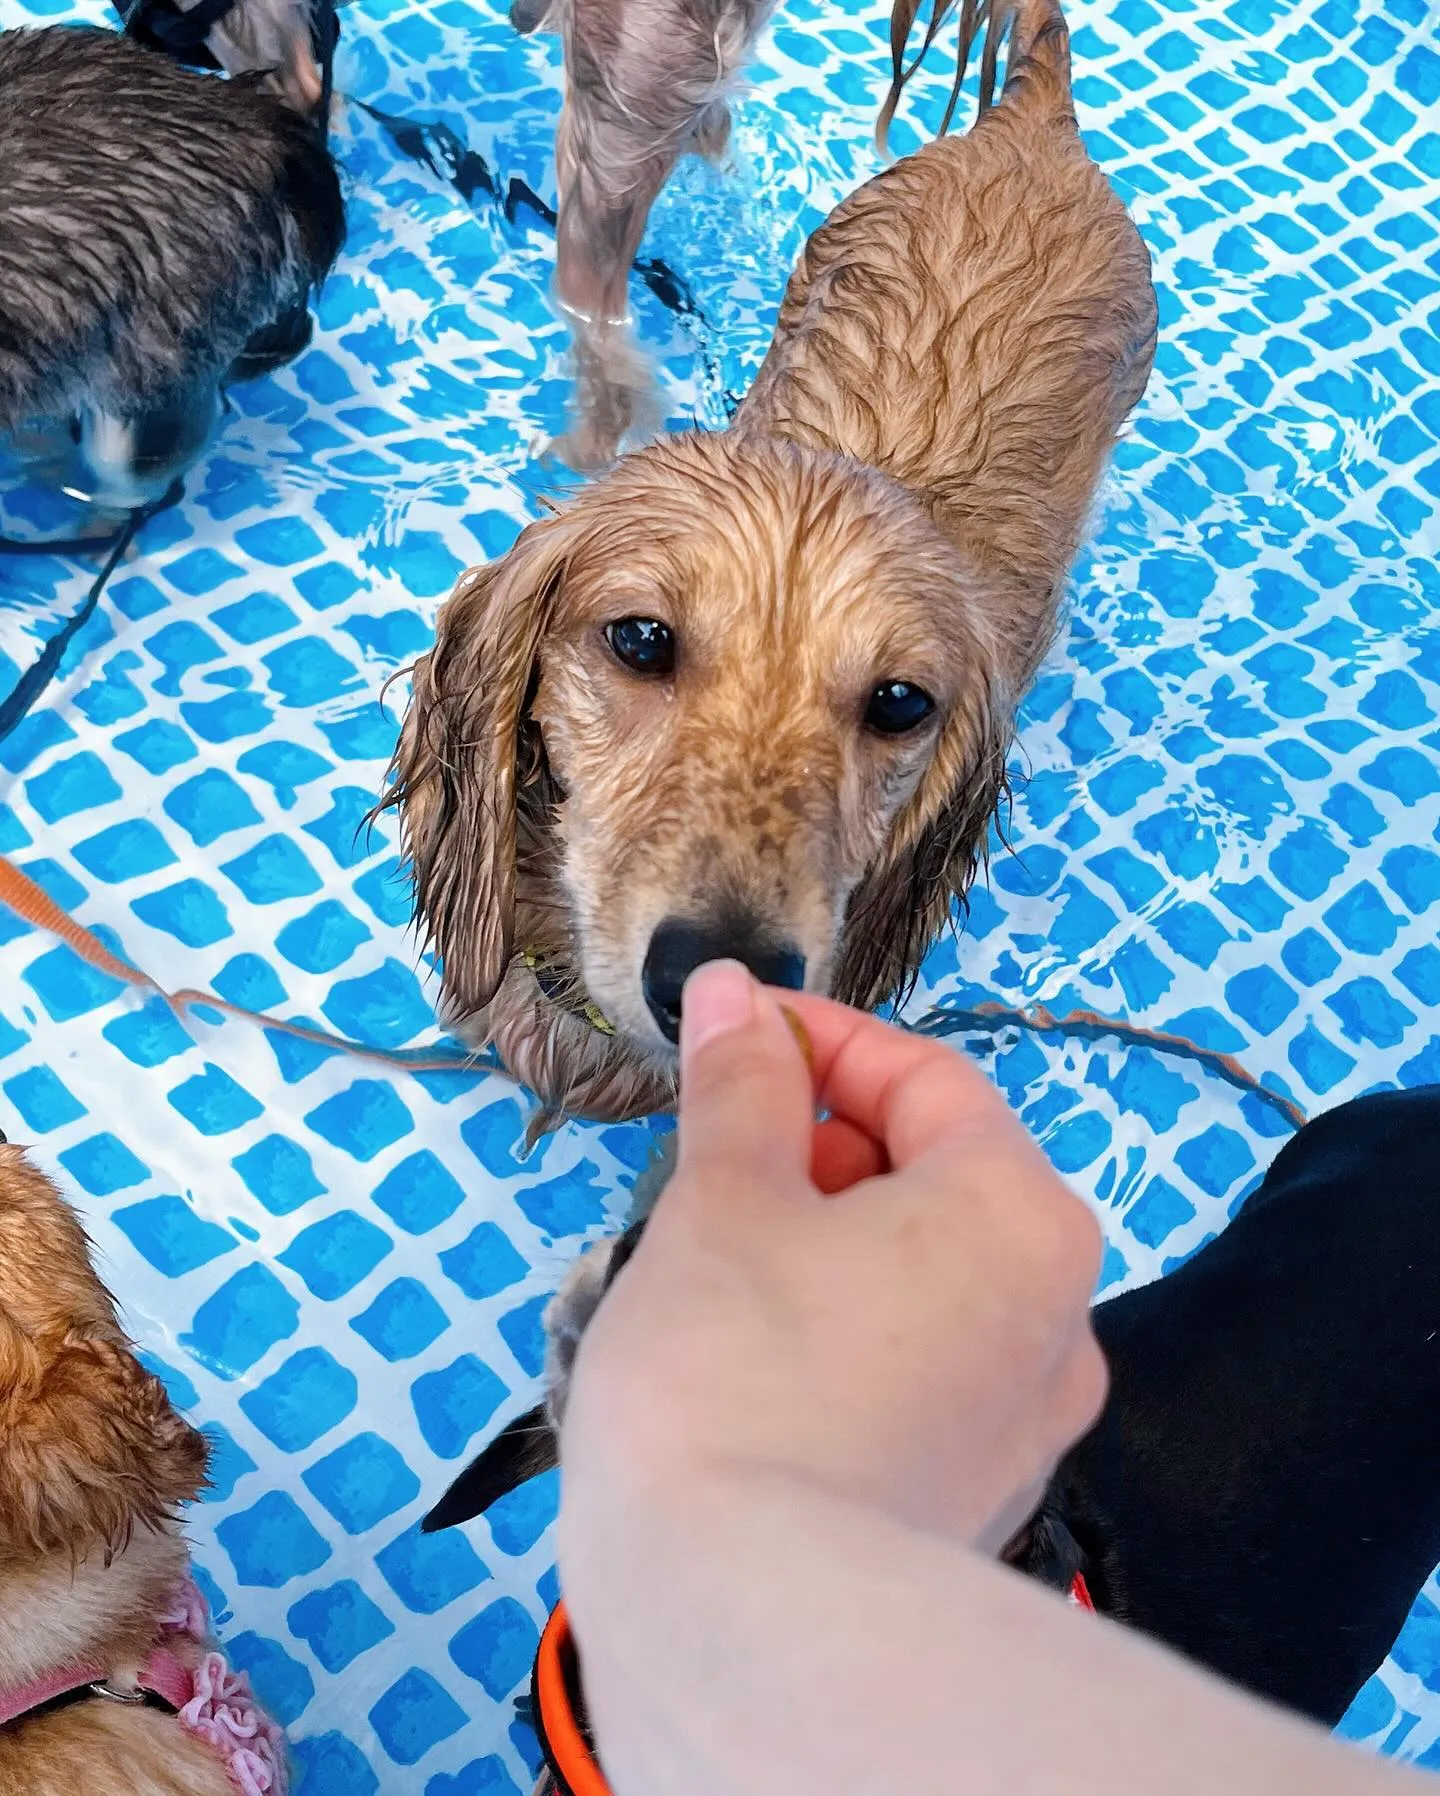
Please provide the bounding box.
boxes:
[550,111,674,468]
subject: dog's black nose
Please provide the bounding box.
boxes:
[642,918,805,1043]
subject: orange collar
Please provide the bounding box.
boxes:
[532,1603,609,1796]
[534,1574,1096,1796]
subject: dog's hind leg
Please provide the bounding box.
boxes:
[550,100,675,468]
[548,0,777,467]
[551,316,665,472]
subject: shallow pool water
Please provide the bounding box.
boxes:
[0,0,1438,1785]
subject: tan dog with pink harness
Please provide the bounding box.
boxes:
[0,1141,289,1796]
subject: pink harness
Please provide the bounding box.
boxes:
[0,1578,287,1795]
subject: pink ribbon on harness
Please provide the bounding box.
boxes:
[0,1576,288,1796]
[158,1579,289,1796]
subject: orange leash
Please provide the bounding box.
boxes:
[0,853,487,1077]
[0,852,1306,1126]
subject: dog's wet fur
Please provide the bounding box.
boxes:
[0,25,343,510]
[0,1143,243,1796]
[426,1087,1440,1733]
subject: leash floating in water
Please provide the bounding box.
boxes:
[0,854,488,1078]
[0,481,184,741]
[915,998,1307,1132]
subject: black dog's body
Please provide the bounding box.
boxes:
[429,1088,1440,1729]
[0,25,343,507]
[1016,1085,1440,1725]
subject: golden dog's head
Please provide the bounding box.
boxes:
[0,1144,207,1568]
[389,432,1018,1117]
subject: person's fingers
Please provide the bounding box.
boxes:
[676,961,814,1187]
[780,990,1015,1169]
[810,1116,887,1193]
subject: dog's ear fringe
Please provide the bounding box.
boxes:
[877,0,1003,156]
[420,1228,650,1532]
[1001,1501,1086,1593]
[0,1147,210,1559]
[422,1403,557,1530]
[373,520,576,1023]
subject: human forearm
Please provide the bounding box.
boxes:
[562,1463,1424,1796]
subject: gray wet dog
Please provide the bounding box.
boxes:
[516,0,779,471]
[0,25,344,511]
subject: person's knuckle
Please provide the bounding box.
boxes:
[1038,1351,1100,1458]
[1060,1194,1104,1280]
[1028,1199,1101,1305]
[1071,1335,1110,1428]
[918,1045,993,1113]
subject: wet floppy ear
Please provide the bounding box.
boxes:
[0,1145,209,1558]
[422,1404,557,1531]
[0,1322,209,1559]
[834,680,1013,1012]
[421,1223,649,1532]
[384,517,575,1020]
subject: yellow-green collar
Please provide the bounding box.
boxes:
[522,947,616,1037]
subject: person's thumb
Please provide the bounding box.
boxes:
[676,960,814,1188]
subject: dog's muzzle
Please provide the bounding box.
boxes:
[641,916,805,1043]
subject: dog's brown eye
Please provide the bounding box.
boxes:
[865,681,935,735]
[606,617,675,676]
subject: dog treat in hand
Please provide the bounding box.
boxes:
[780,1005,814,1073]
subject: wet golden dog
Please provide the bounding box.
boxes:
[388,0,1158,1124]
[0,1145,250,1796]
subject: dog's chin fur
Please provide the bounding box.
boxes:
[0,1698,231,1796]
[0,1528,192,1696]
[457,964,676,1128]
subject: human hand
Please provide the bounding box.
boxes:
[559,961,1106,1556]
